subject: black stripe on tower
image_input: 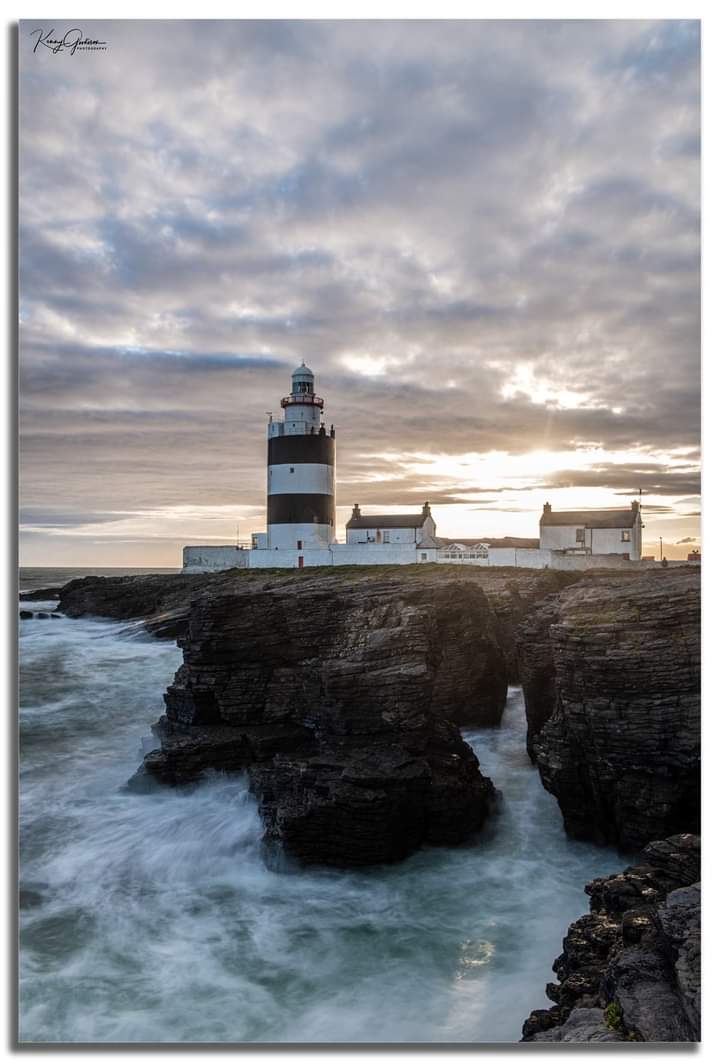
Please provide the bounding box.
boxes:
[267,494,334,525]
[268,435,335,466]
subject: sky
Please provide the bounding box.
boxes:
[19,19,700,566]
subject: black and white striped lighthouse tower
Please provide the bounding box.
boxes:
[266,363,336,551]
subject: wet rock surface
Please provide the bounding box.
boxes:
[130,574,505,866]
[518,570,700,848]
[522,834,700,1042]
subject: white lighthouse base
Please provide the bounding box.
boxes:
[267,522,334,551]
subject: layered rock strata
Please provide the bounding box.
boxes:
[522,834,700,1043]
[53,566,584,677]
[518,570,700,848]
[516,594,560,759]
[132,575,504,865]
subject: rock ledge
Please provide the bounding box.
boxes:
[131,574,504,866]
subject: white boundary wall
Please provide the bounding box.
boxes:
[183,542,437,571]
[184,544,700,574]
[183,546,251,573]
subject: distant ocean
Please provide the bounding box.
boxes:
[18,567,181,593]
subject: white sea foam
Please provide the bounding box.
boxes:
[19,615,624,1043]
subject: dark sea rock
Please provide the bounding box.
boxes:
[131,574,504,866]
[57,572,203,638]
[35,612,50,619]
[19,610,33,620]
[249,719,490,866]
[19,587,62,601]
[518,570,700,849]
[522,834,700,1042]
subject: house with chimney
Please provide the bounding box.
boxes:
[345,502,438,548]
[539,501,643,561]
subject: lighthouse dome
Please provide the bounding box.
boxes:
[291,362,315,395]
[292,362,314,381]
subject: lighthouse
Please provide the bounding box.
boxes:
[266,363,336,551]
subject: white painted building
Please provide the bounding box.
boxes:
[345,503,438,546]
[539,501,643,561]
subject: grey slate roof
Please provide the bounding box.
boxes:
[541,509,638,529]
[346,513,428,529]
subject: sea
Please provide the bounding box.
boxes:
[18,567,625,1043]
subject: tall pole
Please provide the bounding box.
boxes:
[660,536,663,561]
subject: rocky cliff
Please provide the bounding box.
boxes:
[522,834,700,1042]
[131,573,506,866]
[518,570,700,849]
[54,565,584,677]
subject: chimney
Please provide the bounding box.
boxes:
[631,500,640,513]
[543,502,551,516]
[351,503,361,519]
[422,501,432,519]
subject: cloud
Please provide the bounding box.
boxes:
[545,463,700,497]
[18,19,700,563]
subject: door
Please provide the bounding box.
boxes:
[298,556,304,568]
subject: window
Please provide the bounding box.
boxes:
[297,540,303,550]
[621,530,631,542]
[576,528,585,543]
[383,531,390,543]
[289,467,295,474]
[420,552,428,561]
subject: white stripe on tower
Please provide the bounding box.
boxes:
[268,463,334,496]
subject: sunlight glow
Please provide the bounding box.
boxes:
[500,364,609,410]
[338,352,413,378]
